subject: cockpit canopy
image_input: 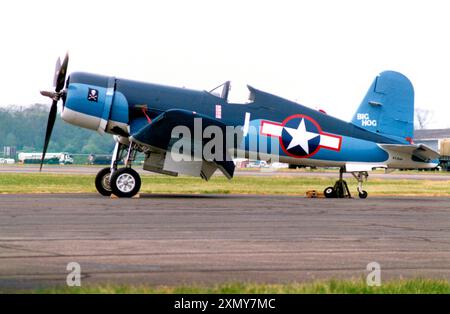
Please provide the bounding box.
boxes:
[208,81,231,101]
[208,81,256,104]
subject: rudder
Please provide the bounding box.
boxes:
[351,71,414,142]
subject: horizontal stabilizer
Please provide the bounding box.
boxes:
[379,144,440,161]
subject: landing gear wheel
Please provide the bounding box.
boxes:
[324,186,336,198]
[95,167,112,196]
[110,168,141,198]
[358,190,368,199]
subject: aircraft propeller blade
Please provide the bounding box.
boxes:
[53,57,61,88]
[55,53,69,92]
[39,53,69,171]
[40,100,58,171]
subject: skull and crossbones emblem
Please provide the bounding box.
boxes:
[87,88,99,102]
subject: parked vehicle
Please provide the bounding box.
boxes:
[0,158,15,164]
[18,152,74,165]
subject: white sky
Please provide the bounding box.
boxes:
[1,0,449,127]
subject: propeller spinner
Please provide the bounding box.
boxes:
[39,53,69,171]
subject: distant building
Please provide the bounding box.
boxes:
[3,146,17,159]
[414,128,450,153]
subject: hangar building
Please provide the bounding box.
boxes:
[414,128,450,170]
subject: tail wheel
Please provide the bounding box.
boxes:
[324,186,336,198]
[358,191,368,199]
[95,167,112,196]
[110,168,141,198]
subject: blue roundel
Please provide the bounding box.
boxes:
[281,117,321,157]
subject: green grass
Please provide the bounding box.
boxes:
[25,279,450,294]
[0,173,450,196]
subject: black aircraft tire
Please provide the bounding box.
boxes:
[110,168,141,198]
[324,186,336,198]
[358,191,368,199]
[95,167,112,196]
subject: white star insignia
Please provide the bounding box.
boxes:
[284,118,320,154]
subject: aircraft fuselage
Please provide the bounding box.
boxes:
[61,72,437,170]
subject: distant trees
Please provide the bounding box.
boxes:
[415,108,434,130]
[0,104,115,154]
[5,133,17,146]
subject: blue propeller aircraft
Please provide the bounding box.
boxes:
[40,54,440,198]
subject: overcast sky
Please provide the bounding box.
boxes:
[1,0,449,127]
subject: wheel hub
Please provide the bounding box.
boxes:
[101,174,112,191]
[116,173,136,193]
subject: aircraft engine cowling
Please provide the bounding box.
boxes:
[61,73,129,136]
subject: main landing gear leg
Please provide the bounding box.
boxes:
[109,142,142,198]
[95,141,125,196]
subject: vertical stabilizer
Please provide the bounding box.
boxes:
[351,71,414,142]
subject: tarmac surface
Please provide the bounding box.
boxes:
[0,193,450,290]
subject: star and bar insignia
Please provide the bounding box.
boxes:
[261,114,342,158]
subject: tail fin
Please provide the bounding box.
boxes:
[351,71,414,142]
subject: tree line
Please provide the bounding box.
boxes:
[0,104,115,154]
[0,105,438,155]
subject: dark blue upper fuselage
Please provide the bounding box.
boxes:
[67,72,400,145]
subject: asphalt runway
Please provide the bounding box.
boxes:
[1,193,450,290]
[1,164,450,180]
